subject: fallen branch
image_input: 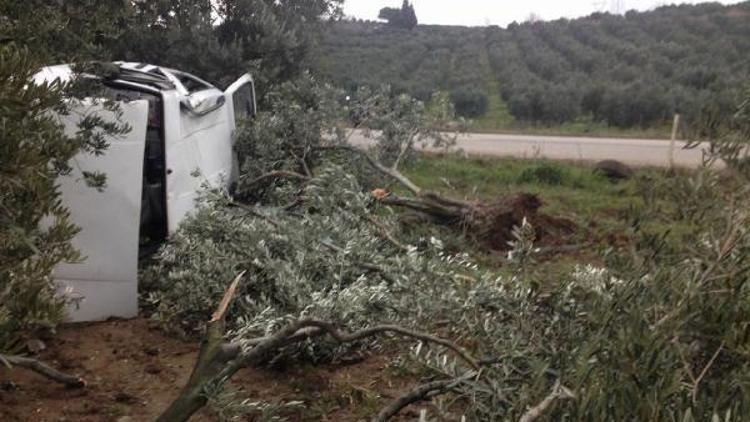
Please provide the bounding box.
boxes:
[211,271,245,323]
[0,354,86,388]
[319,240,397,284]
[294,320,479,370]
[230,200,280,227]
[318,145,422,195]
[157,272,247,422]
[364,215,410,252]
[317,146,482,226]
[518,380,576,422]
[159,274,479,422]
[692,342,724,402]
[245,170,309,188]
[372,371,478,422]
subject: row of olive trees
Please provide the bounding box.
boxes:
[316,2,750,127]
[489,12,744,127]
[316,22,492,118]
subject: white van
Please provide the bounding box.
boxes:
[33,63,256,322]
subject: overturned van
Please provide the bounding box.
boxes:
[33,63,256,322]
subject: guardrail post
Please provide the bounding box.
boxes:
[669,113,680,169]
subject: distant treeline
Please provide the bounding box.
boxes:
[314,2,750,127]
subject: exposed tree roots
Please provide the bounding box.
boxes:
[381,191,575,251]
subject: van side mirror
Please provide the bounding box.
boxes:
[181,94,225,116]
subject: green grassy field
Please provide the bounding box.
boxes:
[469,91,674,139]
[469,119,675,139]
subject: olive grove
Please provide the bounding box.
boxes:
[316,2,750,126]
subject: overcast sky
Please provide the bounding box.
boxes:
[343,0,743,27]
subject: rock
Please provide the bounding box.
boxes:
[144,364,162,374]
[143,346,160,356]
[114,392,139,404]
[26,339,46,353]
[595,160,633,181]
[1,381,19,391]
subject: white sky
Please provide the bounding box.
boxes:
[343,0,744,27]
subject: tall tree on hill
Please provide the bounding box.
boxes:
[402,0,418,29]
[378,0,418,30]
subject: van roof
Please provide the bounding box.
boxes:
[34,63,219,96]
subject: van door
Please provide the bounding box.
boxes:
[224,74,256,189]
[53,100,149,322]
[164,90,234,233]
[225,73,256,135]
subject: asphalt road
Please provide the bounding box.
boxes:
[348,130,713,168]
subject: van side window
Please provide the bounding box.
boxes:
[232,83,256,122]
[176,74,212,93]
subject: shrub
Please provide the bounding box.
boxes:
[517,163,566,185]
[0,47,124,352]
[450,88,489,118]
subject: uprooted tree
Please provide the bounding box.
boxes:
[234,78,573,251]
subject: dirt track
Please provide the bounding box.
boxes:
[348,130,714,168]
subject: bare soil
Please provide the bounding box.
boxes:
[0,318,422,421]
[479,193,577,251]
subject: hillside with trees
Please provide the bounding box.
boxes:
[314,1,750,128]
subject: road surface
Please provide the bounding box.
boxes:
[348,130,713,168]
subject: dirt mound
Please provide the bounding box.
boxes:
[474,193,576,251]
[595,159,633,181]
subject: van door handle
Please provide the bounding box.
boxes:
[166,169,173,175]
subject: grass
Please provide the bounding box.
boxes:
[471,115,674,140]
[469,120,672,139]
[472,77,516,131]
